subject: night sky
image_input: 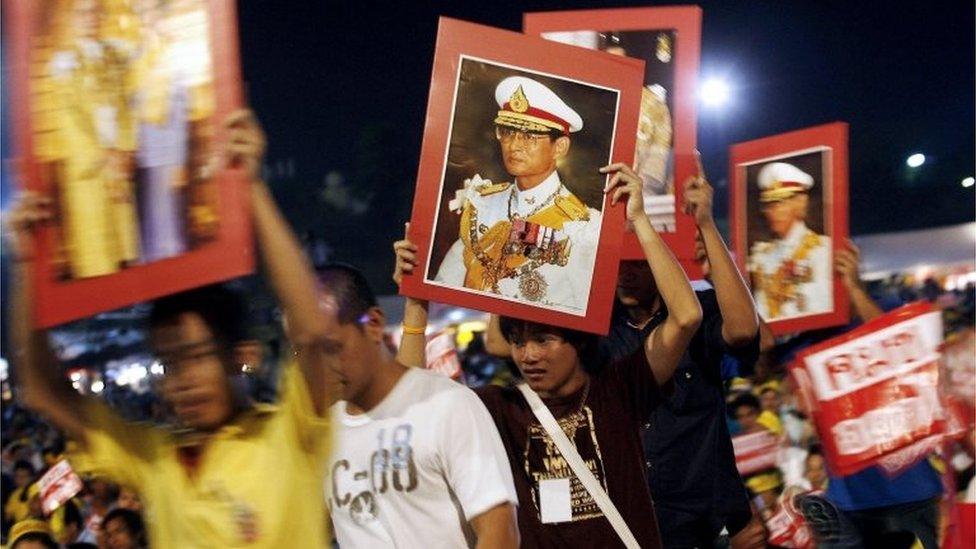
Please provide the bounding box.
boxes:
[2,1,973,297]
[236,0,974,294]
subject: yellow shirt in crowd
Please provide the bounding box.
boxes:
[68,363,330,548]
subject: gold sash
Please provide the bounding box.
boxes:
[460,192,587,291]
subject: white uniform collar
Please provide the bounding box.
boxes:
[513,171,561,217]
[777,220,809,249]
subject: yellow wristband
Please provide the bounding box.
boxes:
[402,325,426,335]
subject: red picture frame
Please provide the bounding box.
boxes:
[524,6,702,264]
[400,17,645,334]
[7,0,253,328]
[730,122,850,335]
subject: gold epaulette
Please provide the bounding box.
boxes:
[476,181,511,197]
[554,194,590,222]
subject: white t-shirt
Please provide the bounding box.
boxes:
[326,368,517,548]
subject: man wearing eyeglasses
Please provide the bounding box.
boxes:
[9,110,336,548]
[434,76,601,313]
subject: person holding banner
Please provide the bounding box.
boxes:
[482,155,764,548]
[396,162,702,548]
[8,110,335,548]
[792,241,944,549]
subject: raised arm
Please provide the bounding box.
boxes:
[835,239,882,322]
[224,110,332,414]
[391,223,429,369]
[6,193,89,443]
[603,163,702,384]
[684,153,759,346]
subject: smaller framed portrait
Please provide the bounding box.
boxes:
[524,6,702,262]
[7,0,252,328]
[400,17,645,334]
[730,122,850,335]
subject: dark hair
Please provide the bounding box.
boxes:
[731,393,762,415]
[314,263,378,326]
[62,499,84,530]
[13,460,34,475]
[497,316,599,370]
[103,508,147,547]
[148,285,248,346]
[11,532,58,549]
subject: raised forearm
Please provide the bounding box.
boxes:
[250,181,328,344]
[699,221,758,344]
[633,216,701,330]
[395,297,429,369]
[633,215,701,384]
[848,284,883,322]
[484,314,512,358]
[11,262,86,441]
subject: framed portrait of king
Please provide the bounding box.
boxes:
[524,6,702,265]
[400,17,645,334]
[7,0,253,328]
[730,123,850,335]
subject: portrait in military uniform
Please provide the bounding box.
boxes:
[731,124,849,335]
[743,152,832,322]
[525,7,703,262]
[24,0,220,282]
[11,0,252,328]
[425,58,619,315]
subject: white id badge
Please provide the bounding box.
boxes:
[539,478,572,523]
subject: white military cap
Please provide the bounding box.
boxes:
[757,162,814,202]
[494,76,583,135]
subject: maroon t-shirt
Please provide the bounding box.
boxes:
[476,348,663,548]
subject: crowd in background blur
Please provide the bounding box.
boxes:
[2,265,972,547]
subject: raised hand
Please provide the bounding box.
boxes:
[4,191,54,262]
[683,151,715,227]
[392,222,419,287]
[223,109,267,182]
[600,162,646,223]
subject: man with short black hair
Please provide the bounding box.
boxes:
[320,263,520,548]
[397,162,702,548]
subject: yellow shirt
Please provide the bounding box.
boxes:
[3,486,32,525]
[68,363,330,548]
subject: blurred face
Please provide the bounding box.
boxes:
[616,260,658,308]
[103,517,137,549]
[152,312,233,432]
[760,194,807,239]
[497,126,568,184]
[735,405,760,433]
[14,468,33,488]
[315,291,383,406]
[117,488,142,512]
[234,340,264,375]
[509,330,585,398]
[805,454,827,489]
[760,389,781,413]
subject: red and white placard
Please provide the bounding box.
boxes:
[732,430,780,476]
[791,302,946,476]
[426,330,463,381]
[38,459,84,515]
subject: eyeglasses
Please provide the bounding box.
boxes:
[495,127,552,145]
[155,340,223,375]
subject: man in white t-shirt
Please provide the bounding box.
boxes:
[316,264,519,548]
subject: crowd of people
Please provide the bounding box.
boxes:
[2,108,972,549]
